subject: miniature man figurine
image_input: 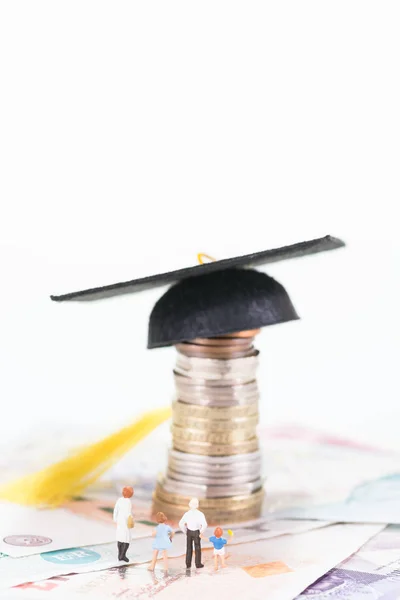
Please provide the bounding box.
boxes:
[179,497,207,569]
[113,486,134,562]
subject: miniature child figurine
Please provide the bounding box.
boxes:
[113,486,134,562]
[202,527,228,571]
[148,512,174,572]
[179,497,208,569]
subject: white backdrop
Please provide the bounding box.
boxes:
[0,2,399,451]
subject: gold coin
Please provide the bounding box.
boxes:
[190,337,255,347]
[172,424,257,444]
[154,481,264,510]
[173,437,259,456]
[152,495,263,514]
[151,497,263,524]
[172,401,259,420]
[178,340,253,350]
[222,329,261,338]
[176,343,255,359]
[172,413,259,431]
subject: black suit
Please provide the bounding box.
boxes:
[186,529,202,568]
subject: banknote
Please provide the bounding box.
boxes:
[257,426,400,524]
[271,473,400,524]
[0,466,175,559]
[0,519,329,589]
[112,425,400,526]
[0,503,115,558]
[2,524,384,600]
[0,498,158,558]
[298,524,400,599]
[0,422,397,561]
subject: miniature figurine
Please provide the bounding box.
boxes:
[179,497,207,569]
[113,486,134,562]
[202,526,229,571]
[148,512,174,572]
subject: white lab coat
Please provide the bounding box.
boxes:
[113,497,133,543]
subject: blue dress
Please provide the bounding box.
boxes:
[152,524,173,551]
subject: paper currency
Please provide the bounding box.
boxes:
[0,487,161,558]
[298,524,400,599]
[0,503,116,558]
[0,519,330,589]
[272,473,400,524]
[0,468,173,559]
[3,524,383,599]
[0,422,397,562]
[258,426,400,524]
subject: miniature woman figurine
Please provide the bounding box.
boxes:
[148,512,174,572]
[202,526,228,571]
[113,486,134,562]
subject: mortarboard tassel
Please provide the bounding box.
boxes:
[0,407,171,507]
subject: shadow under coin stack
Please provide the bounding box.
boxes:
[152,331,264,524]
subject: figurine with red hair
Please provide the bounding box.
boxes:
[148,511,174,572]
[113,486,134,562]
[202,526,231,571]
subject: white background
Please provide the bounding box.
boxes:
[0,2,399,453]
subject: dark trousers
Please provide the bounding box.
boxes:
[186,529,202,568]
[117,541,129,560]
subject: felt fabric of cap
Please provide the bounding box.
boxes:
[50,235,344,349]
[148,268,298,348]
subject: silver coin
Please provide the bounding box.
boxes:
[175,391,259,404]
[168,459,261,474]
[168,449,261,465]
[173,372,258,388]
[168,459,262,479]
[175,352,259,381]
[176,395,259,407]
[167,467,260,486]
[174,385,260,399]
[176,350,259,367]
[168,461,262,481]
[3,535,52,547]
[162,476,263,498]
[174,370,257,385]
[168,455,262,470]
[174,379,259,403]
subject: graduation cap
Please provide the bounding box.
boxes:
[0,235,344,512]
[51,235,345,348]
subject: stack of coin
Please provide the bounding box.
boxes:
[152,331,264,523]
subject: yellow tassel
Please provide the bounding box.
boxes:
[197,253,216,264]
[0,407,171,508]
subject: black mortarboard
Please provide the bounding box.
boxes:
[51,235,344,349]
